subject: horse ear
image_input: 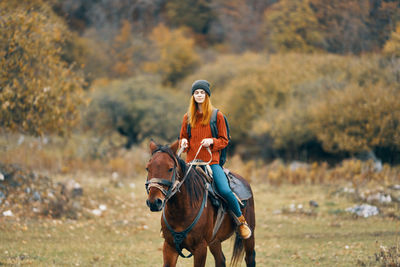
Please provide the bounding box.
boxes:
[149,140,158,153]
[170,140,179,154]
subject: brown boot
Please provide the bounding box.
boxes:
[237,215,252,239]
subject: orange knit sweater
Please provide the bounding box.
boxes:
[179,111,229,165]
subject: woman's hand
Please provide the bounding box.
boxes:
[180,138,188,148]
[200,138,213,148]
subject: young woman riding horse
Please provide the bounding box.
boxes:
[179,80,252,239]
[145,80,256,266]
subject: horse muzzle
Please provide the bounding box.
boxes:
[146,197,164,212]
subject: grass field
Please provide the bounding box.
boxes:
[0,173,399,266]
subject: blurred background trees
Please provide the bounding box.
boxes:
[264,0,324,53]
[0,0,85,136]
[1,0,400,165]
[143,24,200,85]
[383,23,400,58]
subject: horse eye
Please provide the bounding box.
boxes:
[168,168,173,172]
[145,167,149,172]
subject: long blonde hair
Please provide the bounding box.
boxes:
[188,95,213,127]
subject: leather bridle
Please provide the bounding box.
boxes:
[145,146,181,204]
[145,144,211,204]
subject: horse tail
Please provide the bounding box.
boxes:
[230,232,244,267]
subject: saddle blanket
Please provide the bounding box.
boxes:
[223,168,252,201]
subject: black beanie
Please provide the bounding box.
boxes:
[191,80,211,96]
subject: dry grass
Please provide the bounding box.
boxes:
[0,133,149,178]
[0,172,399,266]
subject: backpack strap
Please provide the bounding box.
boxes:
[187,109,219,139]
[210,108,219,138]
[187,123,191,139]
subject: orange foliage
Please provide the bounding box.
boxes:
[144,24,200,85]
[110,20,135,78]
[0,2,85,136]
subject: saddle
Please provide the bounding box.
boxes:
[195,165,252,209]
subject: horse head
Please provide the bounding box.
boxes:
[145,140,180,211]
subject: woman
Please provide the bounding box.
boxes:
[179,79,252,239]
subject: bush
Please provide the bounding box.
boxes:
[85,75,186,148]
[310,84,400,153]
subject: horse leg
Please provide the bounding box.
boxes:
[193,241,208,267]
[209,241,226,267]
[163,241,178,267]
[244,235,256,267]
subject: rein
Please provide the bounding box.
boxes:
[167,144,211,202]
[145,144,212,258]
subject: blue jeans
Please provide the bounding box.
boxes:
[210,164,242,217]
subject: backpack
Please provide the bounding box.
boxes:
[187,109,231,166]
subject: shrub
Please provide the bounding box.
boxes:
[85,75,186,148]
[310,84,400,153]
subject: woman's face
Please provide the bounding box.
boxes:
[193,89,206,104]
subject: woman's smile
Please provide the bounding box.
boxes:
[193,89,206,103]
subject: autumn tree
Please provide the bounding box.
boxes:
[165,0,215,36]
[383,23,400,58]
[0,2,85,136]
[144,24,200,86]
[56,0,166,35]
[309,0,372,54]
[367,0,400,51]
[264,0,324,53]
[210,0,274,51]
[110,20,136,78]
[308,0,400,54]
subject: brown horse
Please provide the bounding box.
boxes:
[145,140,256,267]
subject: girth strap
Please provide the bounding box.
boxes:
[162,187,208,258]
[211,205,226,241]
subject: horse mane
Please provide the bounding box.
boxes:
[154,144,205,207]
[181,160,205,207]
